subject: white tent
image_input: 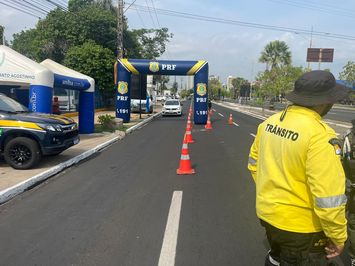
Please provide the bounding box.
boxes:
[0,45,53,87]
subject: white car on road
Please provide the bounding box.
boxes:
[162,99,182,116]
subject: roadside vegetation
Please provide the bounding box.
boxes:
[9,0,173,104]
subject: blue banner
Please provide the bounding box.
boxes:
[116,62,131,122]
[194,63,209,124]
[54,74,91,91]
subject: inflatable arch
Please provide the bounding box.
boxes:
[116,59,209,124]
[0,45,94,134]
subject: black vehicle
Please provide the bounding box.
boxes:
[0,94,79,169]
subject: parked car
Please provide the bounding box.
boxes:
[162,99,182,116]
[0,94,79,169]
[131,98,153,113]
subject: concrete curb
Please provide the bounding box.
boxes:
[126,111,162,134]
[0,112,161,205]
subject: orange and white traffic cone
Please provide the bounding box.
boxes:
[209,108,213,116]
[205,114,212,130]
[186,119,192,131]
[184,128,195,143]
[189,106,193,115]
[176,138,195,175]
[228,114,233,125]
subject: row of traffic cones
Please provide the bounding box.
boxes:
[176,104,235,175]
[177,104,195,174]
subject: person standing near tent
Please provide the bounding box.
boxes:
[248,70,350,265]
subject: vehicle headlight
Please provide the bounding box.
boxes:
[37,123,62,132]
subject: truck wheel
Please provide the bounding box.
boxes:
[4,137,41,169]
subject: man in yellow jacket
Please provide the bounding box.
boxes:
[248,70,350,265]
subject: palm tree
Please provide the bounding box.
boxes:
[259,40,292,70]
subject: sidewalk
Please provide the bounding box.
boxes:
[0,104,162,203]
[214,101,352,136]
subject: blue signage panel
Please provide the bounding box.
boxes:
[54,74,91,91]
[116,63,131,122]
[194,63,209,124]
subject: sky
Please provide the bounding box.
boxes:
[1,0,355,86]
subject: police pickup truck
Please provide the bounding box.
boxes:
[0,94,79,169]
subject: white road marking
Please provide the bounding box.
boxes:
[250,133,256,138]
[212,108,216,112]
[233,122,239,127]
[218,113,224,117]
[328,112,337,115]
[158,191,183,266]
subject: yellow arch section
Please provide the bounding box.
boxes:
[187,60,206,75]
[120,59,140,75]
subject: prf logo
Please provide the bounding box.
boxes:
[117,81,128,95]
[149,62,159,73]
[196,83,207,96]
[0,52,5,67]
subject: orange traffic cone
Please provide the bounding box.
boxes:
[228,114,233,125]
[177,139,195,175]
[184,128,195,143]
[186,119,192,131]
[209,109,213,116]
[189,106,193,115]
[205,114,212,130]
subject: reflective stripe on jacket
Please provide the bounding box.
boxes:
[248,105,347,246]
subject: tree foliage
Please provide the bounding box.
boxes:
[10,0,172,93]
[0,25,4,45]
[64,40,115,91]
[231,77,248,99]
[256,65,305,100]
[259,40,292,70]
[339,61,355,86]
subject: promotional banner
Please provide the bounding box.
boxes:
[194,63,209,124]
[116,59,209,124]
[116,62,131,122]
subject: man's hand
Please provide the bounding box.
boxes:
[325,241,344,259]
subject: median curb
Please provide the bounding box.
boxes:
[0,111,162,205]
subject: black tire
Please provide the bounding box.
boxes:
[4,137,41,170]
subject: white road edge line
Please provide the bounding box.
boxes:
[250,133,256,138]
[233,122,239,127]
[158,191,183,266]
[218,113,224,117]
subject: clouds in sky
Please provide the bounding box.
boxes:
[1,0,355,83]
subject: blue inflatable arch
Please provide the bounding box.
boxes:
[116,59,209,124]
[40,59,95,134]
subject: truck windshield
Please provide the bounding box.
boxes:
[165,100,180,106]
[0,95,28,112]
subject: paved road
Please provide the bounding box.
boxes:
[0,103,348,265]
[325,106,355,123]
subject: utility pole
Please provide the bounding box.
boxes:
[117,0,124,59]
[307,26,313,70]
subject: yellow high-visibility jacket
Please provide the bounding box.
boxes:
[248,105,347,246]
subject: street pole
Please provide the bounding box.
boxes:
[117,0,124,59]
[307,26,313,70]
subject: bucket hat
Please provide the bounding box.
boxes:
[285,70,350,106]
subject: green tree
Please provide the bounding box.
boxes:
[154,76,170,94]
[339,61,355,86]
[259,40,292,70]
[171,81,178,95]
[0,25,4,45]
[339,61,355,104]
[129,28,173,59]
[231,77,248,99]
[256,65,305,101]
[64,41,115,91]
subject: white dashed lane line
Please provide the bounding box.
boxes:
[158,191,183,266]
[233,122,239,127]
[218,113,224,117]
[250,133,256,138]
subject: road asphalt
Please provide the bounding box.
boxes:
[0,102,351,265]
